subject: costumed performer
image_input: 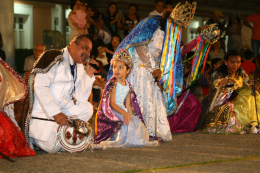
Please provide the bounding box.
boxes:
[94,49,159,148]
[28,35,98,153]
[196,50,251,130]
[233,68,260,129]
[0,58,35,161]
[203,90,245,134]
[106,1,198,141]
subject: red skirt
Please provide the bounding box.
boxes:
[202,87,209,96]
[0,112,35,158]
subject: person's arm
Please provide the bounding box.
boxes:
[243,16,253,30]
[74,59,97,102]
[125,92,133,114]
[110,86,132,125]
[116,13,122,29]
[205,73,210,86]
[110,13,118,25]
[105,47,114,55]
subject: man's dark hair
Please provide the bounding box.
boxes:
[128,4,138,11]
[211,58,222,67]
[224,50,240,61]
[71,34,93,46]
[244,50,254,60]
[155,0,164,5]
[165,0,173,6]
[257,1,260,6]
[204,63,211,71]
[217,50,242,76]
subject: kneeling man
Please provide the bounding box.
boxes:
[29,35,97,153]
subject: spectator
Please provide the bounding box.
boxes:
[227,14,243,52]
[165,0,173,11]
[24,44,45,77]
[105,35,121,71]
[122,4,140,37]
[198,10,226,52]
[200,63,210,96]
[68,0,90,41]
[241,50,256,75]
[88,5,114,44]
[208,40,225,60]
[149,0,164,16]
[239,44,251,62]
[95,39,114,76]
[0,33,6,61]
[211,58,223,72]
[105,2,122,35]
[243,2,260,61]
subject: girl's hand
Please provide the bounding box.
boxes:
[152,69,162,80]
[123,113,133,126]
[219,78,229,87]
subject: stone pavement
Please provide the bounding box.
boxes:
[0,132,260,173]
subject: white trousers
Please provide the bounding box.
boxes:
[30,101,93,153]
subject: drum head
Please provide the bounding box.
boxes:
[58,123,92,153]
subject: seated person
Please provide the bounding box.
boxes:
[29,35,98,153]
[203,90,245,134]
[23,44,45,78]
[241,50,256,75]
[94,49,159,148]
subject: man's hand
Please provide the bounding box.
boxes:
[86,59,99,77]
[53,112,69,126]
[152,69,162,80]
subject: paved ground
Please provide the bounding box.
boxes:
[1,132,260,173]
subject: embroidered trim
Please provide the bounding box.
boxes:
[24,55,64,147]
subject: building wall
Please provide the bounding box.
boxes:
[14,1,55,47]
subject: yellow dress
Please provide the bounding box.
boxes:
[234,71,260,126]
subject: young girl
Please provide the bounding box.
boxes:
[94,49,159,148]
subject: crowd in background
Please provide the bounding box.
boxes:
[18,0,260,111]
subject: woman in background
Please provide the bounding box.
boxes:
[227,14,243,52]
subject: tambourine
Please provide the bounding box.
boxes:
[57,119,93,153]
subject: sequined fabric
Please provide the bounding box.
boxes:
[196,69,249,130]
[0,112,36,158]
[234,70,260,126]
[0,59,27,112]
[94,76,145,144]
[107,16,160,81]
[126,29,172,141]
[203,102,245,134]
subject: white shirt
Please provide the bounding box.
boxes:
[149,10,163,16]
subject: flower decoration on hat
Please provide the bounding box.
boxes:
[170,1,197,28]
[111,49,132,69]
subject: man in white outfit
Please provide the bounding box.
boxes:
[29,35,98,153]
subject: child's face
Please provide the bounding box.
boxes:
[112,60,130,80]
[214,60,223,69]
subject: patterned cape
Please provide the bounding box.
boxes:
[94,76,145,144]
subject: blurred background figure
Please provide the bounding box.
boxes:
[105,2,122,35]
[165,0,173,11]
[241,50,256,75]
[23,44,45,77]
[121,4,140,37]
[243,2,260,64]
[105,35,121,72]
[149,0,164,16]
[208,40,225,61]
[227,14,243,52]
